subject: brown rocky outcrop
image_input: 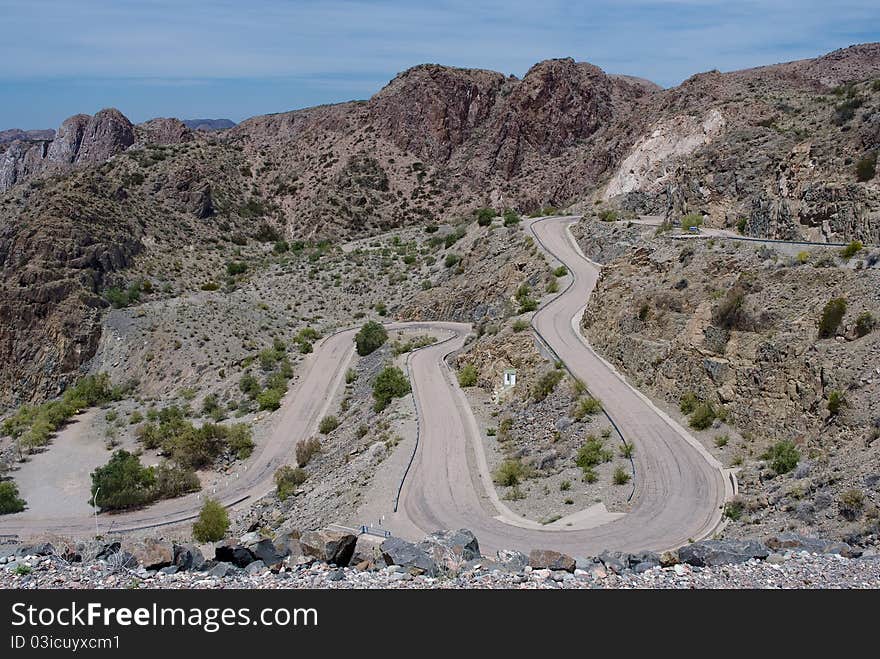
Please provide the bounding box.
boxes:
[136,117,193,146]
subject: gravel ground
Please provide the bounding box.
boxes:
[3,552,878,590]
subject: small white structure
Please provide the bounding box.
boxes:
[503,369,517,388]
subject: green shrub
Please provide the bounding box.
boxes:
[532,370,564,401]
[573,396,602,420]
[598,209,618,222]
[14,564,32,576]
[0,481,26,514]
[275,466,307,501]
[345,368,358,384]
[444,253,461,268]
[553,266,568,277]
[855,312,876,337]
[493,459,530,486]
[839,489,865,520]
[518,297,538,313]
[226,261,247,276]
[763,440,800,474]
[724,498,745,521]
[619,442,635,459]
[855,153,876,182]
[827,390,845,416]
[736,217,748,234]
[582,467,598,483]
[503,209,520,226]
[457,364,478,387]
[560,480,571,491]
[689,403,717,430]
[475,208,495,226]
[355,321,388,356]
[840,240,863,259]
[90,450,157,511]
[372,366,411,412]
[576,435,613,471]
[818,297,847,338]
[153,462,200,499]
[319,416,340,434]
[257,388,282,411]
[613,466,631,485]
[679,391,699,415]
[512,319,529,332]
[192,499,230,542]
[296,436,322,467]
[714,434,729,448]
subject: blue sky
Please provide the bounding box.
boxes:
[1,0,878,129]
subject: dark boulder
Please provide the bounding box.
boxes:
[678,539,770,567]
[381,537,439,576]
[529,549,576,572]
[299,529,357,567]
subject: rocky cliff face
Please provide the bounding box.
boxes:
[0,109,135,192]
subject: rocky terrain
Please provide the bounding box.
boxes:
[1,44,879,408]
[2,528,878,589]
[1,45,880,570]
[572,216,880,544]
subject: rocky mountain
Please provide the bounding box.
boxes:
[0,129,55,144]
[0,44,879,405]
[182,118,236,131]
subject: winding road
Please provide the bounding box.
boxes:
[1,216,731,556]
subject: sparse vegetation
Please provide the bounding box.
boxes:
[573,396,602,420]
[372,365,411,412]
[818,297,847,338]
[275,465,307,501]
[355,321,388,356]
[840,240,863,259]
[457,364,478,387]
[296,437,322,466]
[493,459,531,486]
[680,213,704,231]
[319,416,340,434]
[613,466,631,485]
[532,369,564,401]
[827,390,845,416]
[855,152,876,182]
[192,499,230,542]
[576,435,613,472]
[855,312,876,337]
[763,440,800,475]
[0,481,26,514]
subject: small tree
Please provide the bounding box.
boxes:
[372,366,411,412]
[0,481,25,514]
[818,297,847,338]
[275,466,307,501]
[457,364,478,387]
[192,499,229,542]
[763,440,800,475]
[90,450,156,511]
[355,321,388,356]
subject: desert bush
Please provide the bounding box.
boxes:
[576,435,613,471]
[257,388,282,411]
[458,364,478,387]
[532,370,564,401]
[444,253,461,268]
[598,209,618,222]
[355,321,388,356]
[553,265,568,277]
[319,415,340,434]
[714,434,729,448]
[679,391,699,415]
[192,499,229,542]
[724,498,745,521]
[296,437,322,467]
[90,450,157,511]
[275,466,307,501]
[0,481,25,514]
[763,440,800,474]
[619,442,635,459]
[512,319,529,332]
[827,390,845,416]
[475,208,495,226]
[613,466,631,485]
[689,403,717,430]
[855,312,876,337]
[818,297,847,338]
[573,396,602,420]
[839,489,865,520]
[493,459,530,486]
[840,240,863,259]
[855,153,876,182]
[226,261,247,276]
[153,462,200,499]
[372,366,411,412]
[503,209,520,226]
